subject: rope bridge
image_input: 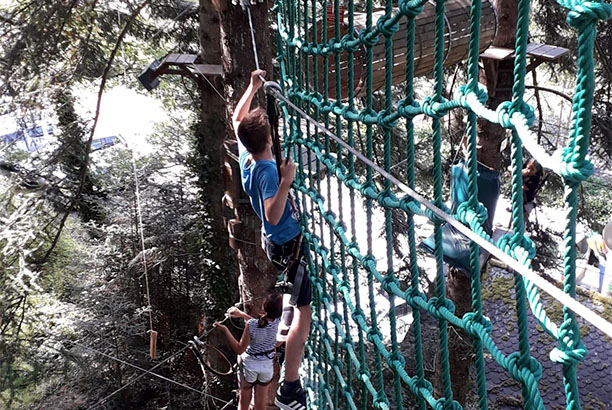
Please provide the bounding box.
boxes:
[266,0,612,408]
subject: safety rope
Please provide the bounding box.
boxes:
[126,141,158,359]
[240,0,612,408]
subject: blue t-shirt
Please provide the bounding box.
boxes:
[239,151,300,245]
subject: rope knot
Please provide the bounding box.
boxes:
[496,101,514,128]
[376,111,398,130]
[510,101,535,127]
[361,254,378,276]
[347,241,360,258]
[417,378,434,394]
[549,343,587,365]
[381,274,400,294]
[507,352,542,382]
[430,296,455,314]
[319,100,335,115]
[352,308,366,325]
[359,107,378,124]
[341,105,359,121]
[338,278,350,293]
[359,181,378,199]
[424,207,445,224]
[340,34,360,53]
[566,1,612,28]
[334,219,348,234]
[367,327,382,344]
[455,202,488,226]
[376,189,399,208]
[457,84,488,106]
[399,194,417,215]
[376,16,399,37]
[434,398,463,410]
[559,146,595,183]
[301,42,314,54]
[398,0,424,18]
[357,366,371,382]
[421,97,448,120]
[359,28,380,48]
[328,264,342,279]
[329,311,343,324]
[497,232,536,262]
[390,350,406,368]
[462,312,493,334]
[332,356,344,372]
[396,99,420,118]
[405,287,426,302]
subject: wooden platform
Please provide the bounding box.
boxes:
[139,53,222,90]
[480,43,569,63]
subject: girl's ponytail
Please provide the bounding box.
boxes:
[258,293,283,327]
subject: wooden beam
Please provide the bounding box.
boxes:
[480,46,514,61]
[190,64,223,76]
[526,43,569,62]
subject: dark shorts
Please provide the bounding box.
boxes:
[262,234,312,307]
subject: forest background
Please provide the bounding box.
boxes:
[0,0,610,409]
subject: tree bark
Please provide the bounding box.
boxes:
[196,0,239,402]
[476,0,518,170]
[446,0,518,405]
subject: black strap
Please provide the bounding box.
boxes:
[250,348,275,358]
[266,93,282,183]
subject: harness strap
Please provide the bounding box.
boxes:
[267,93,282,182]
[249,348,275,358]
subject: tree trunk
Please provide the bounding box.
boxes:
[196,0,239,403]
[476,0,518,169]
[219,0,277,318]
[446,0,518,405]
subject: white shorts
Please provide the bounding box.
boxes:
[239,354,274,385]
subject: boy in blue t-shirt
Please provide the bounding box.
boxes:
[232,69,310,410]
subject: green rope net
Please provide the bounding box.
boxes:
[270,0,612,408]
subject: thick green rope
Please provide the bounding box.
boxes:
[272,0,612,408]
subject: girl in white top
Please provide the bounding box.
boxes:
[215,294,282,410]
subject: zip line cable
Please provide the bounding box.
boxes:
[65,340,226,400]
[86,344,191,409]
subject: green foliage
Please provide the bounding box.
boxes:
[579,177,612,233]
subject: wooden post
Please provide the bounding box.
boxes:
[149,330,158,359]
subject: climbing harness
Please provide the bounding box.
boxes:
[266,92,284,181]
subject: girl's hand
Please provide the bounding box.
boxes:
[213,322,228,332]
[226,306,241,318]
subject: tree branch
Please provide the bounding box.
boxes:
[43,0,152,261]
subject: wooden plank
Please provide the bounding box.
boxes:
[526,43,545,54]
[191,64,223,76]
[480,46,514,60]
[526,43,569,61]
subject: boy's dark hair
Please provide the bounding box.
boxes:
[237,107,270,154]
[258,293,283,327]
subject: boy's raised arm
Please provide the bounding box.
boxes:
[233,69,266,155]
